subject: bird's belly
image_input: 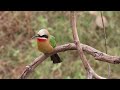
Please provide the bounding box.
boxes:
[37,41,54,53]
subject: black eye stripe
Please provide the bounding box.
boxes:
[40,35,48,38]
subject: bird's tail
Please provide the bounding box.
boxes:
[50,53,62,64]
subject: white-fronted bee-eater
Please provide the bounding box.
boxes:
[32,29,62,64]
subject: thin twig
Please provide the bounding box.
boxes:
[100,12,108,54]
[100,11,111,78]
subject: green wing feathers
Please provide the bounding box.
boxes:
[49,35,56,48]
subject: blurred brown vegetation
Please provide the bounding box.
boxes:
[0,11,120,79]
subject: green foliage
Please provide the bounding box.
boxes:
[37,16,48,28]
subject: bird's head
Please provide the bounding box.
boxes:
[32,29,50,42]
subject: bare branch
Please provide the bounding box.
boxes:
[19,43,120,79]
[70,11,90,71]
[19,12,120,79]
[20,55,47,79]
[70,11,105,79]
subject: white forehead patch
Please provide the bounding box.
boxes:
[37,29,49,36]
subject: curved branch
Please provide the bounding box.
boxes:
[19,43,120,79]
[70,11,105,79]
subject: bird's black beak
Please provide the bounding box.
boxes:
[31,34,40,39]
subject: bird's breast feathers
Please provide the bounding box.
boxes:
[37,39,54,53]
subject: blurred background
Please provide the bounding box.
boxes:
[0,11,120,79]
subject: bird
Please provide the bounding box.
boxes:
[32,29,62,64]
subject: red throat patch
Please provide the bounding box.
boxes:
[37,38,47,42]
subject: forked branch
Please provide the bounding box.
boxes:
[19,43,120,79]
[70,11,105,79]
[19,12,120,79]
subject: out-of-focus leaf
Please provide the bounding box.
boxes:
[37,16,48,27]
[31,40,37,48]
[13,50,20,57]
[95,15,108,28]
